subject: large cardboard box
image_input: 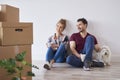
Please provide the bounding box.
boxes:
[0,22,33,45]
[0,11,2,21]
[0,45,32,80]
[0,45,31,60]
[0,4,19,22]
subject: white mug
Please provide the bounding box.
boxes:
[81,54,86,62]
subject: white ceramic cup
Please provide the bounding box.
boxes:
[81,54,86,62]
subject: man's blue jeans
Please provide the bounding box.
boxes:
[46,43,67,63]
[66,36,95,67]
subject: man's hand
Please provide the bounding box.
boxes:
[95,44,101,52]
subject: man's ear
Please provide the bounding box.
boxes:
[85,24,87,28]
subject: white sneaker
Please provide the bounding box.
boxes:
[83,61,91,71]
[83,66,90,71]
[43,62,52,70]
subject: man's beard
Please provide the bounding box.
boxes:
[80,30,83,32]
[78,28,83,32]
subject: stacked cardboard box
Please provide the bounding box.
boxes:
[0,4,19,22]
[0,4,33,80]
[0,22,33,45]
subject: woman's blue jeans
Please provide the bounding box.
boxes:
[46,43,67,63]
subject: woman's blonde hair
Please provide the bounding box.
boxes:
[57,19,66,29]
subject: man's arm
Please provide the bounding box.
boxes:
[70,41,81,58]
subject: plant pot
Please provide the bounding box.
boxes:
[12,76,27,80]
[12,77,20,80]
[21,76,27,80]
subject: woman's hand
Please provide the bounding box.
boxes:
[51,43,59,49]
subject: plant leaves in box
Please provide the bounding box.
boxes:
[16,66,23,71]
[12,77,20,80]
[0,51,39,80]
[15,51,26,62]
[27,71,35,76]
[7,68,16,74]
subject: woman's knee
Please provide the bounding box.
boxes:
[47,47,53,51]
[59,43,65,48]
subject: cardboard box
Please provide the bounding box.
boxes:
[0,45,31,60]
[0,45,32,80]
[0,4,19,22]
[0,11,3,21]
[0,22,33,45]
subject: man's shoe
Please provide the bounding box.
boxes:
[83,60,92,71]
[91,61,105,67]
[83,66,90,71]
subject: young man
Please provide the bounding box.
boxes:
[66,18,104,71]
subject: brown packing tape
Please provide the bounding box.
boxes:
[0,5,1,10]
[14,45,20,54]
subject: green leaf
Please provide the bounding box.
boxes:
[16,66,23,71]
[8,58,16,66]
[0,51,39,79]
[15,51,26,62]
[27,71,35,76]
[0,58,16,75]
[32,65,39,69]
[7,68,16,74]
[12,77,20,80]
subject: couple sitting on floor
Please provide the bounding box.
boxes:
[43,18,104,71]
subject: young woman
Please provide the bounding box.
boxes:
[43,19,69,70]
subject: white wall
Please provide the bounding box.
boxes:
[0,0,120,60]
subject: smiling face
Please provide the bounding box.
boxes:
[76,18,88,32]
[56,22,65,33]
[77,21,87,32]
[56,19,66,34]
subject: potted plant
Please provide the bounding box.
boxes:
[0,51,39,80]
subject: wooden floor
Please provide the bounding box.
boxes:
[32,56,120,80]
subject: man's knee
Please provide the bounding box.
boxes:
[86,36,94,42]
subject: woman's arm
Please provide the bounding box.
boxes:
[46,36,59,49]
